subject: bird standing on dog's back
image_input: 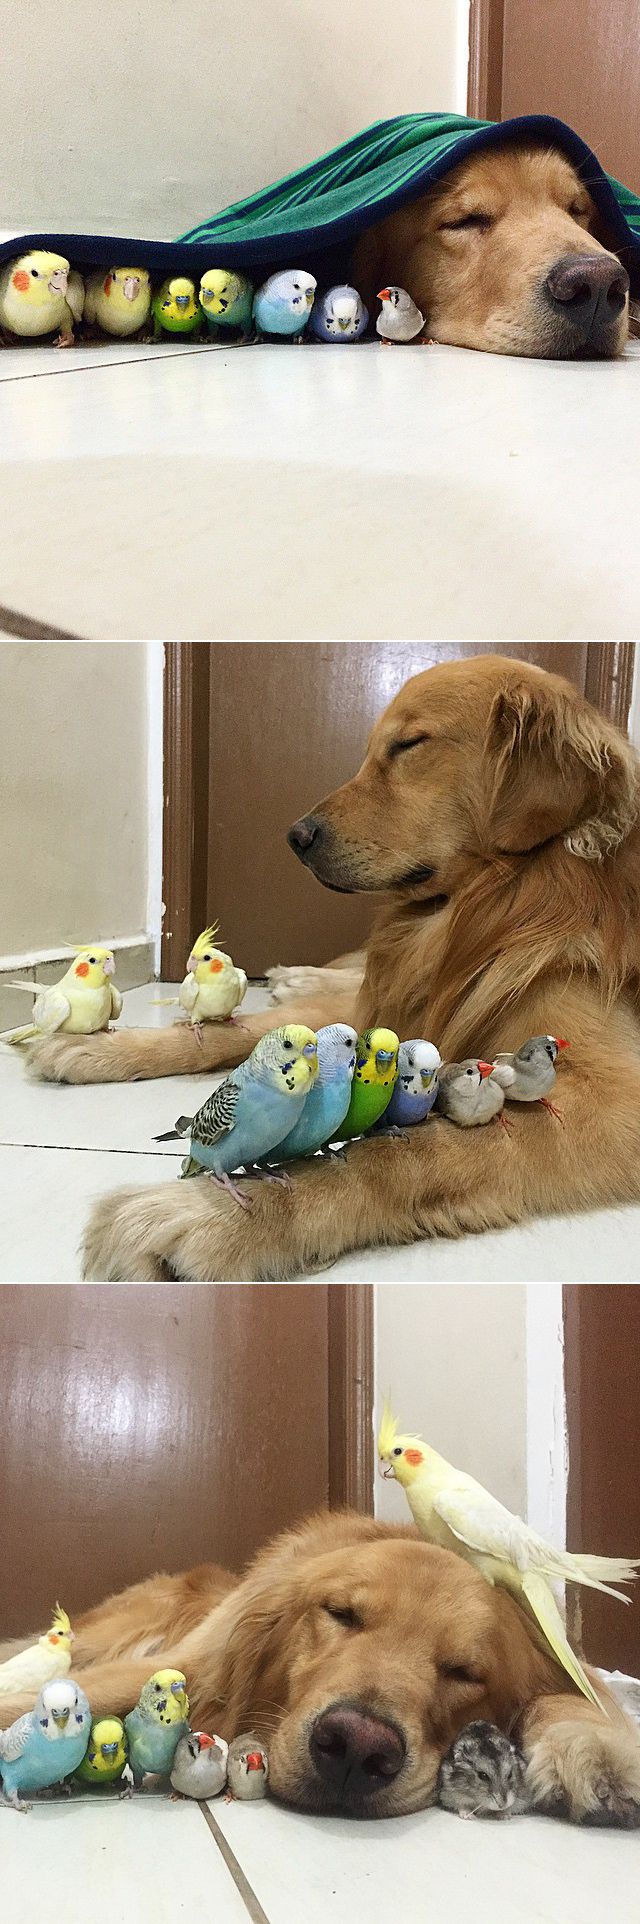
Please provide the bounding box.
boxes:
[436,1060,504,1127]
[378,1403,640,1709]
[0,1604,73,1696]
[154,1026,319,1201]
[266,1023,357,1162]
[490,1035,569,1119]
[337,1028,399,1140]
[383,1039,441,1129]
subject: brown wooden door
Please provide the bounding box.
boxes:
[470,0,640,194]
[0,1284,370,1634]
[165,643,628,979]
[564,1286,640,1673]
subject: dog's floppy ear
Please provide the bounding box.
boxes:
[487,678,638,860]
[215,1568,300,1735]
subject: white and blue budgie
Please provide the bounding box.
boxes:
[265,1023,357,1162]
[0,1679,91,1810]
[383,1039,442,1130]
[154,1024,318,1203]
[124,1671,190,1787]
[253,271,317,340]
[310,285,368,341]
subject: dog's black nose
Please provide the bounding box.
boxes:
[310,1705,405,1795]
[545,253,629,327]
[288,814,320,856]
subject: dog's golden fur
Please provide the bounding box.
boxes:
[29,652,640,1281]
[1,1512,639,1822]
[353,145,630,356]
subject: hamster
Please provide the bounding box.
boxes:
[437,1721,527,1818]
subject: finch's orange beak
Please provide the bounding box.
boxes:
[377,288,390,301]
[246,1752,265,1771]
[478,1060,494,1079]
[554,1038,570,1049]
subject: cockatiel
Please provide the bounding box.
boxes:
[0,251,84,344]
[1,946,122,1043]
[154,1025,318,1203]
[0,1604,73,1696]
[226,1734,269,1800]
[336,1028,399,1141]
[378,1403,640,1710]
[0,1679,91,1809]
[155,925,247,1034]
[84,267,151,337]
[265,1023,357,1161]
[310,285,368,341]
[382,1039,441,1130]
[170,1730,228,1799]
[376,285,426,343]
[490,1035,569,1121]
[436,1059,505,1128]
[253,270,317,340]
[199,269,253,338]
[124,1671,190,1787]
[73,1716,128,1787]
[152,276,201,339]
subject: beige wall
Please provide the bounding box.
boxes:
[2,2,468,236]
[0,643,150,957]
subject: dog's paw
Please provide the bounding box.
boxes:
[525,1720,640,1827]
[266,965,334,1004]
[82,1175,297,1281]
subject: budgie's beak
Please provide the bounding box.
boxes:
[302,1042,317,1058]
[305,289,314,305]
[175,295,190,310]
[102,1742,118,1756]
[48,268,68,295]
[420,1069,435,1088]
[376,1049,395,1067]
[51,1708,70,1727]
[171,1680,185,1695]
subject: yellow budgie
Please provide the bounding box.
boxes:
[378,1402,640,1710]
[1,946,122,1043]
[0,251,84,343]
[154,924,247,1036]
[0,1605,73,1695]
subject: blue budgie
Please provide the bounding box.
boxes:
[253,270,317,340]
[310,285,368,341]
[124,1671,190,1787]
[266,1023,358,1162]
[382,1040,441,1130]
[0,1678,91,1809]
[154,1024,318,1204]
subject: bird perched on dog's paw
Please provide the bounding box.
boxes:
[310,285,368,341]
[1,946,122,1043]
[490,1035,569,1120]
[170,1731,228,1799]
[266,1023,357,1161]
[84,267,151,337]
[436,1059,504,1128]
[0,1680,91,1810]
[155,925,247,1029]
[336,1028,399,1140]
[0,1604,73,1695]
[0,252,83,344]
[382,1039,441,1130]
[437,1722,527,1819]
[73,1717,128,1788]
[152,276,201,339]
[376,285,425,342]
[227,1735,269,1799]
[199,269,253,338]
[253,271,317,340]
[154,1025,318,1201]
[124,1671,189,1787]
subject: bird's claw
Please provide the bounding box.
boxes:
[375,1125,410,1141]
[206,1172,253,1210]
[540,1097,564,1124]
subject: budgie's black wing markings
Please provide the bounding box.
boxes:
[193,1077,240,1143]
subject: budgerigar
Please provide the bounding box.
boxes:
[382,1039,441,1130]
[376,285,426,343]
[154,1025,319,1203]
[84,268,151,337]
[199,269,253,338]
[170,1731,228,1799]
[0,1605,73,1696]
[310,285,368,341]
[0,1679,91,1810]
[152,276,201,339]
[336,1028,399,1141]
[378,1403,640,1710]
[226,1735,269,1799]
[490,1036,569,1120]
[436,1060,505,1128]
[253,271,317,340]
[1,946,122,1044]
[124,1671,190,1787]
[155,925,247,1033]
[0,251,84,344]
[265,1023,357,1161]
[73,1716,128,1787]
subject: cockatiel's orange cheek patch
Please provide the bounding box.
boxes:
[13,271,30,292]
[209,960,224,973]
[104,277,112,296]
[75,961,90,977]
[405,1449,424,1466]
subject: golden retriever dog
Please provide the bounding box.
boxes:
[30,652,640,1282]
[352,145,630,356]
[1,1512,639,1823]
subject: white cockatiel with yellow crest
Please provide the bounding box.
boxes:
[1,946,122,1042]
[378,1402,640,1710]
[156,924,247,1035]
[0,1605,74,1696]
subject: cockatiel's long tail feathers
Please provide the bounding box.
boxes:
[575,1554,640,1589]
[152,997,180,1006]
[378,1397,401,1459]
[1,1024,37,1044]
[521,1571,605,1711]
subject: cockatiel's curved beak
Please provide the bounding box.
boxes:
[124,277,141,302]
[48,268,68,295]
[102,955,115,976]
[478,1060,494,1080]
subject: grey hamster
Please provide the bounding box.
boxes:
[437,1721,527,1818]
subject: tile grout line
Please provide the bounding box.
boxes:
[197,1803,272,1924]
[0,339,250,384]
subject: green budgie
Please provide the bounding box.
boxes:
[336,1028,399,1141]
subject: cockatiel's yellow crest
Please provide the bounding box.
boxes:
[378,1401,640,1711]
[188,923,221,960]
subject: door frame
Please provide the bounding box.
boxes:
[468,0,505,119]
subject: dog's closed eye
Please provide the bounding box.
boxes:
[439,212,494,231]
[439,1661,483,1686]
[388,733,431,760]
[322,1603,362,1629]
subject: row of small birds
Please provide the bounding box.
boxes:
[0,1657,267,1810]
[0,251,425,345]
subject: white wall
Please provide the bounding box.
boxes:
[2,2,469,235]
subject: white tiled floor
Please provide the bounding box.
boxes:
[0,336,639,638]
[2,982,640,1280]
